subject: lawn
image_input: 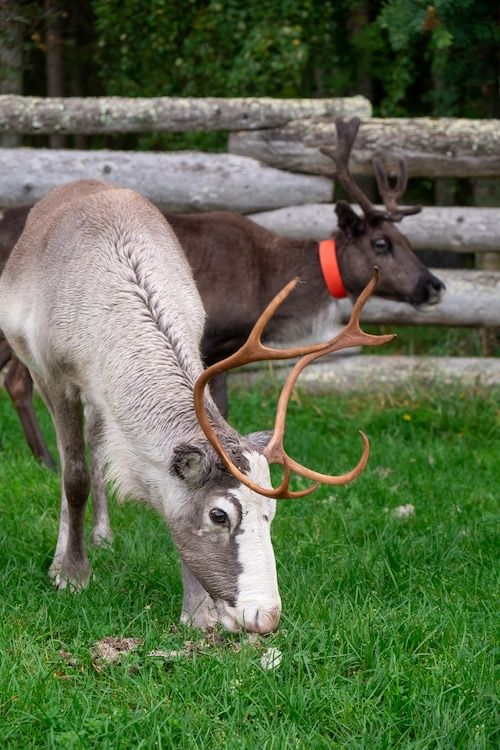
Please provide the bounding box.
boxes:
[363,325,500,358]
[0,382,498,749]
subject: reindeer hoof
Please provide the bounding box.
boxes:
[49,557,91,591]
[90,525,113,547]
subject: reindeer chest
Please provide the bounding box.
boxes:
[264,295,341,347]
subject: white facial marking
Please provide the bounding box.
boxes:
[227,451,281,633]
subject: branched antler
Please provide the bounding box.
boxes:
[193,268,395,499]
[321,117,421,222]
[372,157,421,221]
[320,117,391,221]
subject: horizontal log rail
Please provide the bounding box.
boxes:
[233,355,500,392]
[0,95,371,134]
[0,148,497,253]
[229,118,500,177]
[0,148,333,213]
[249,204,500,253]
[337,269,500,327]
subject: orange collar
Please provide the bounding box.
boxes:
[319,239,347,299]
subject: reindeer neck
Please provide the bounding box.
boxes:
[332,229,362,298]
[249,234,333,345]
[270,233,349,303]
[259,235,327,300]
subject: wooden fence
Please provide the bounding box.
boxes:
[0,95,498,387]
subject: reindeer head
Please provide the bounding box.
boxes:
[168,272,393,634]
[321,118,444,308]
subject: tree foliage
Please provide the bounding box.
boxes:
[91,0,344,98]
[377,0,500,117]
[90,0,499,118]
[1,0,498,136]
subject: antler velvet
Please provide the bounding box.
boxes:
[321,117,421,223]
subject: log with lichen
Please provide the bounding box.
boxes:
[0,95,371,134]
[0,148,333,213]
[230,118,500,177]
[337,270,500,327]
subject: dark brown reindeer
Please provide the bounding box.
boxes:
[0,117,443,469]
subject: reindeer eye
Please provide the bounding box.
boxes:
[209,509,228,525]
[372,236,392,254]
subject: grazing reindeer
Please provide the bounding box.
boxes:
[0,117,443,466]
[0,179,392,632]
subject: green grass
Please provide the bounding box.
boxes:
[363,325,500,357]
[0,384,498,749]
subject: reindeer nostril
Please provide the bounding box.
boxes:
[410,274,444,307]
[427,274,445,292]
[422,276,445,305]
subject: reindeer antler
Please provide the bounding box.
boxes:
[321,117,421,223]
[193,269,395,499]
[372,157,422,221]
[320,117,391,222]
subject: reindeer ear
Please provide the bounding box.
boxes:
[246,431,273,452]
[335,200,364,236]
[170,443,212,487]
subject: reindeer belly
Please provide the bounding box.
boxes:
[0,272,40,368]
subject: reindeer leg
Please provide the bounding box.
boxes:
[4,356,57,471]
[0,336,11,453]
[0,334,11,370]
[32,376,91,589]
[85,403,113,546]
[180,562,219,630]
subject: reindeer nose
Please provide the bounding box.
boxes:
[240,606,281,634]
[410,271,445,307]
[429,274,445,292]
[426,273,445,304]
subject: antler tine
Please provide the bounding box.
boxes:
[373,157,422,221]
[331,116,361,168]
[320,119,390,221]
[318,118,361,175]
[393,161,423,217]
[396,159,409,197]
[274,431,370,487]
[373,156,390,198]
[242,277,299,351]
[263,268,395,490]
[373,156,402,212]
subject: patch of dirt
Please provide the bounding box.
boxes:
[91,636,142,668]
